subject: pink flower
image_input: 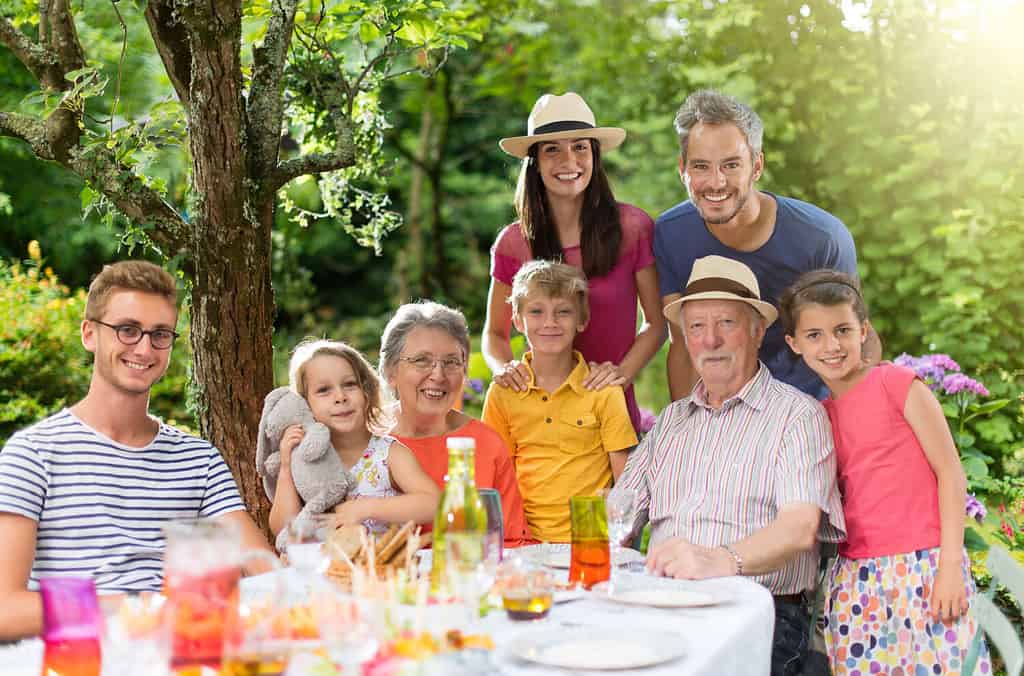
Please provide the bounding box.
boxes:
[638,408,657,435]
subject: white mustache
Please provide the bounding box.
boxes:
[697,352,734,369]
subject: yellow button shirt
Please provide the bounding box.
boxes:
[482,351,638,542]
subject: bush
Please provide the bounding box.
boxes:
[0,246,193,444]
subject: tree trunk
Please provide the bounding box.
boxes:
[185,3,274,532]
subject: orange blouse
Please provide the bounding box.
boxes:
[394,418,532,547]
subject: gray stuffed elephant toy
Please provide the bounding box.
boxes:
[255,386,355,552]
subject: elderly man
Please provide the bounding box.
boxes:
[614,255,845,676]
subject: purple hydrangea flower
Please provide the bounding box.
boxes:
[941,373,990,397]
[927,354,961,373]
[468,378,484,394]
[894,353,963,391]
[966,494,987,524]
[638,407,657,435]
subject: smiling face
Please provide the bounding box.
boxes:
[681,299,764,405]
[785,302,869,388]
[535,138,594,203]
[304,354,369,439]
[513,292,586,358]
[388,326,466,419]
[680,122,763,227]
[82,289,177,397]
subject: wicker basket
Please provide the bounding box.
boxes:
[326,561,412,591]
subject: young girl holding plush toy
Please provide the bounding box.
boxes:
[267,339,439,540]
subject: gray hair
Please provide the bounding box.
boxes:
[674,90,764,164]
[379,301,470,381]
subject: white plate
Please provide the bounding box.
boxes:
[521,543,644,569]
[590,576,726,608]
[592,585,719,608]
[506,626,685,670]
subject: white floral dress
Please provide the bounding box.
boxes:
[347,434,399,534]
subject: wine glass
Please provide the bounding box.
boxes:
[284,513,334,574]
[598,487,637,586]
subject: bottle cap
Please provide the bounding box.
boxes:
[445,436,476,451]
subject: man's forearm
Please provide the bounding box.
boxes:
[0,590,42,641]
[729,506,820,577]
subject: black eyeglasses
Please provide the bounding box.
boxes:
[91,319,179,350]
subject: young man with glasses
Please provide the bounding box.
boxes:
[0,260,271,640]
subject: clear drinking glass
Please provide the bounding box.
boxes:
[598,487,637,587]
[445,532,489,626]
[478,488,504,564]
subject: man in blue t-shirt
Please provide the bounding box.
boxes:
[655,90,878,402]
[0,261,273,641]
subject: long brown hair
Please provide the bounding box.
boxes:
[513,141,622,278]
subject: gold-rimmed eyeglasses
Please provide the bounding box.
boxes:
[399,355,464,374]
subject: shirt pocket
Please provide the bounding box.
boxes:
[559,412,602,455]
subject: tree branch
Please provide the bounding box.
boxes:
[271,136,356,190]
[0,111,51,157]
[246,0,299,184]
[0,110,188,254]
[144,0,193,106]
[39,0,84,87]
[0,18,59,83]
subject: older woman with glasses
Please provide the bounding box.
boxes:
[381,301,531,547]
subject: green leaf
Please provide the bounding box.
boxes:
[967,399,1011,416]
[964,526,990,552]
[962,456,989,480]
[359,21,380,43]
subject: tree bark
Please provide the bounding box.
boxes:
[180,2,275,533]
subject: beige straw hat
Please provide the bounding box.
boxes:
[662,256,778,326]
[499,92,626,158]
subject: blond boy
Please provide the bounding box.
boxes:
[482,260,637,542]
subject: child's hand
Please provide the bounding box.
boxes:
[279,424,305,465]
[930,564,968,623]
[333,500,366,525]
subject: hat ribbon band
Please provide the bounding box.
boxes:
[682,277,758,300]
[531,120,596,135]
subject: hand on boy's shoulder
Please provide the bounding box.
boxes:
[583,361,628,391]
[492,359,531,392]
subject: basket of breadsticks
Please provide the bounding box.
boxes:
[324,520,429,593]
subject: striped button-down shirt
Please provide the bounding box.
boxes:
[617,363,845,594]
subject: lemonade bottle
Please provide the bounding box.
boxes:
[430,437,486,595]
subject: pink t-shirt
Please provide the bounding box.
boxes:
[823,363,942,559]
[490,203,655,432]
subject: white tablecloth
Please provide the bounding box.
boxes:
[490,573,774,675]
[0,572,773,676]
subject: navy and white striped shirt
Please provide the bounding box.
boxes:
[0,409,245,593]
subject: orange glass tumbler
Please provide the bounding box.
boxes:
[568,495,610,590]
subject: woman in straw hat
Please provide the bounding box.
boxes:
[482,92,666,433]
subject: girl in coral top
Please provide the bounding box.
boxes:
[780,270,989,675]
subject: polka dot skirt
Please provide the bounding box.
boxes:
[824,547,991,675]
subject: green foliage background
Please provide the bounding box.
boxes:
[1,0,1022,477]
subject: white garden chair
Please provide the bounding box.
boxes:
[964,545,1024,676]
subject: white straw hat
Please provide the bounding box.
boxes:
[499,92,626,159]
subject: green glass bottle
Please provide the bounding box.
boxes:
[430,436,487,595]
